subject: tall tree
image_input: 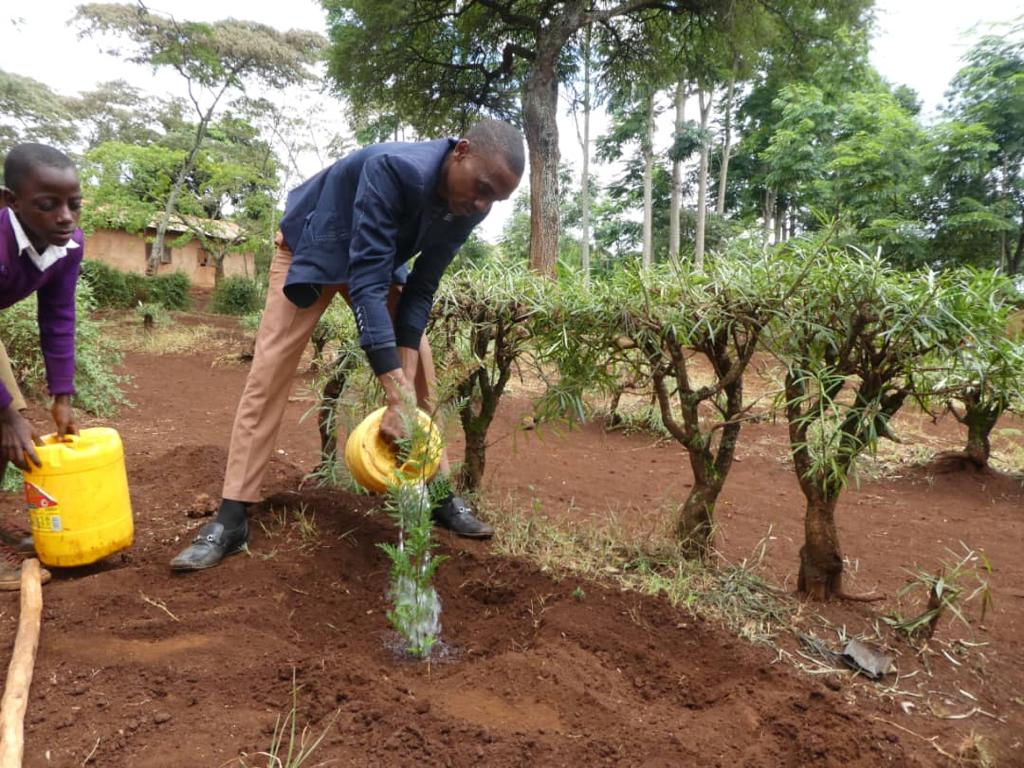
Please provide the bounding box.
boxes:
[0,69,78,156]
[943,20,1024,273]
[595,11,681,269]
[597,92,666,266]
[922,119,1007,269]
[568,23,597,283]
[693,86,713,269]
[729,16,874,237]
[668,80,688,263]
[70,80,163,150]
[715,71,737,215]
[74,3,324,272]
[82,111,280,281]
[324,0,747,277]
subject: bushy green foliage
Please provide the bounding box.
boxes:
[78,260,134,308]
[144,271,190,310]
[79,260,190,310]
[210,275,262,316]
[0,282,127,416]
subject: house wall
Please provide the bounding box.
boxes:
[87,229,256,289]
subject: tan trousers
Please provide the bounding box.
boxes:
[222,234,345,502]
[0,340,27,412]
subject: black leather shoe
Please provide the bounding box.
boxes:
[432,496,493,539]
[169,520,248,571]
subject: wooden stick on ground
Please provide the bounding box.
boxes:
[0,559,43,768]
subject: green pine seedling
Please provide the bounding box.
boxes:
[377,397,448,658]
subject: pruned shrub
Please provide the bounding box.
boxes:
[770,242,967,600]
[143,271,190,310]
[432,260,551,492]
[211,275,262,316]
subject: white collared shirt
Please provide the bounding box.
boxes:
[8,211,80,272]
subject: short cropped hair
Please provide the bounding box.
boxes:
[3,143,77,193]
[464,120,525,177]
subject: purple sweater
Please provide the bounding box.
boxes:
[0,207,82,410]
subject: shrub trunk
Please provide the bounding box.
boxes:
[318,353,350,462]
[962,401,1000,468]
[676,481,722,561]
[797,492,844,600]
[457,421,487,493]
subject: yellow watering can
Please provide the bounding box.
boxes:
[344,406,442,493]
[22,427,134,567]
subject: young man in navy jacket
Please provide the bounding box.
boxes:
[171,120,523,571]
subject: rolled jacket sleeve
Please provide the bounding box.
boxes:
[36,250,81,397]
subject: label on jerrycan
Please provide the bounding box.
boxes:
[25,481,62,532]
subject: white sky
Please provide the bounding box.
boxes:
[2,0,1021,242]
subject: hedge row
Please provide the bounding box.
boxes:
[79,260,190,311]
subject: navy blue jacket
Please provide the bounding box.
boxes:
[279,139,486,374]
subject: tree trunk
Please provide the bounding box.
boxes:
[715,76,735,216]
[797,492,844,600]
[763,189,775,238]
[641,89,655,269]
[1010,209,1024,275]
[774,199,784,244]
[523,12,577,279]
[214,254,226,284]
[694,88,712,272]
[579,25,592,284]
[149,73,237,272]
[669,80,686,265]
[150,117,211,273]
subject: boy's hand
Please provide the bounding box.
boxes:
[0,406,42,471]
[51,395,77,438]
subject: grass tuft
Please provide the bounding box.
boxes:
[238,670,339,768]
[488,500,792,646]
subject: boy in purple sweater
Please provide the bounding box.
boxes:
[0,143,84,588]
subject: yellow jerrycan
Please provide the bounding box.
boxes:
[22,427,134,567]
[344,406,442,493]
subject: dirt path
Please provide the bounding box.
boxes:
[1,317,1021,766]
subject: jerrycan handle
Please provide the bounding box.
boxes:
[42,432,80,447]
[33,433,83,469]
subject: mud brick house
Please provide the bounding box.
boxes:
[86,214,256,288]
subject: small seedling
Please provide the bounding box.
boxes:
[377,397,447,658]
[571,586,586,602]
